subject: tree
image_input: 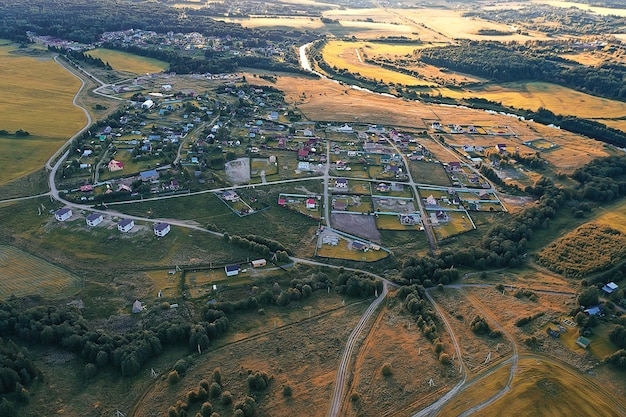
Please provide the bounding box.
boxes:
[578,287,599,307]
[381,363,393,377]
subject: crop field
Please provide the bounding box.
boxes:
[0,245,81,299]
[322,41,432,86]
[222,16,326,31]
[0,44,86,184]
[534,0,626,17]
[87,48,168,74]
[473,358,625,417]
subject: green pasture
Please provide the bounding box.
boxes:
[87,48,168,74]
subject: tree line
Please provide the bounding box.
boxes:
[417,41,626,101]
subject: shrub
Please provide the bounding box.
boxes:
[168,370,180,385]
[283,384,292,397]
[168,406,179,417]
[439,352,451,365]
[167,371,180,385]
[200,402,213,417]
[220,391,232,405]
[174,359,189,375]
[209,382,222,398]
[199,379,210,391]
[213,368,222,385]
[84,363,98,380]
[381,363,393,377]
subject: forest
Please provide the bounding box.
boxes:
[417,41,626,100]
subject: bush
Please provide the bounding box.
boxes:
[209,382,222,399]
[174,359,189,375]
[381,363,393,377]
[168,370,181,385]
[439,352,451,365]
[283,384,292,397]
[220,391,232,405]
[200,402,213,417]
[200,379,210,391]
[84,363,98,380]
[213,368,222,385]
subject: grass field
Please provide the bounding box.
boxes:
[0,245,81,299]
[322,40,432,86]
[438,81,626,120]
[87,48,168,74]
[473,358,625,417]
[0,43,86,185]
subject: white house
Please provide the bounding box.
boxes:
[118,218,135,233]
[86,213,103,227]
[141,99,155,109]
[225,264,240,276]
[154,222,171,237]
[55,208,72,222]
[108,160,124,172]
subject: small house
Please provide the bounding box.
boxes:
[252,259,266,268]
[225,264,240,277]
[602,282,618,295]
[376,183,390,192]
[140,169,159,182]
[132,300,143,314]
[118,218,135,233]
[222,191,239,202]
[351,241,367,251]
[86,213,104,227]
[335,178,348,189]
[576,336,591,349]
[141,99,154,109]
[108,160,124,172]
[55,208,73,222]
[306,198,317,210]
[154,222,170,237]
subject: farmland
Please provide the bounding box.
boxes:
[2,0,626,415]
[87,48,169,74]
[0,43,86,185]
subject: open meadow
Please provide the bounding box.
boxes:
[0,245,81,299]
[0,43,86,185]
[86,48,169,74]
[472,358,625,417]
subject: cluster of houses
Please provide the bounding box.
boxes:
[54,207,172,237]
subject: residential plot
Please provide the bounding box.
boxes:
[315,226,388,262]
[278,193,321,220]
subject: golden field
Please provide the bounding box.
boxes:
[87,48,169,74]
[0,43,86,184]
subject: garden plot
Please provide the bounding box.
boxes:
[372,197,416,214]
[331,213,381,242]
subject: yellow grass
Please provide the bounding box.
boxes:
[473,358,625,417]
[0,245,81,299]
[221,16,326,31]
[0,43,86,184]
[87,48,168,74]
[533,0,626,17]
[143,270,180,299]
[438,363,512,416]
[591,198,626,234]
[322,40,432,86]
[437,81,626,119]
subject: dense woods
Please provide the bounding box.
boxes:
[417,42,626,101]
